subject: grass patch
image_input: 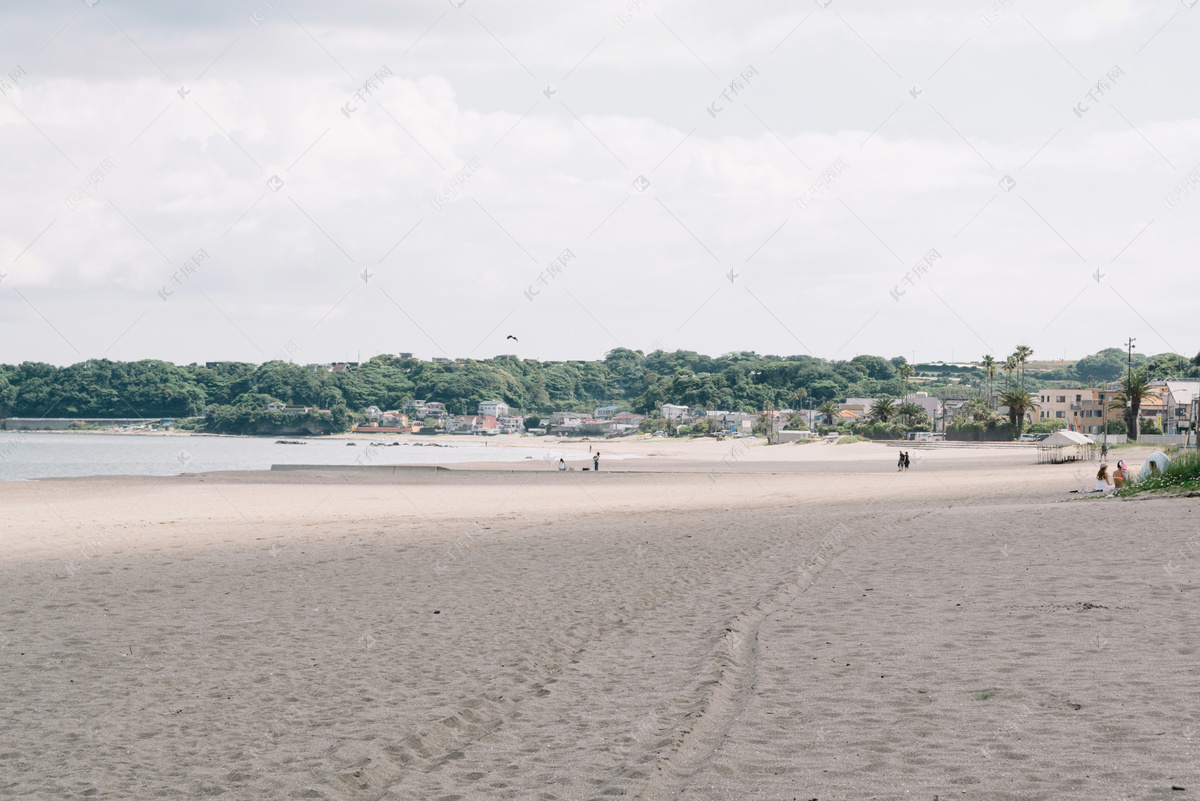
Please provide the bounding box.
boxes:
[1116,448,1200,498]
[835,435,866,444]
[975,689,998,700]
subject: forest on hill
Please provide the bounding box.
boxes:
[0,347,1195,422]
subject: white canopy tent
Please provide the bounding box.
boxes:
[1037,430,1098,464]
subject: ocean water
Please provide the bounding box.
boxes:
[0,432,615,481]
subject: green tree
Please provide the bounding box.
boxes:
[869,397,896,423]
[898,363,915,401]
[817,401,840,426]
[981,355,996,407]
[999,388,1040,438]
[1108,369,1157,441]
[1013,345,1033,389]
[1076,348,1147,381]
[1144,352,1193,380]
[897,402,928,427]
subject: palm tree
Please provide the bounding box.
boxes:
[981,355,996,408]
[898,363,915,402]
[1003,356,1017,392]
[999,388,1040,439]
[897,402,927,426]
[1108,369,1158,441]
[869,396,896,424]
[817,401,840,426]
[1014,345,1034,388]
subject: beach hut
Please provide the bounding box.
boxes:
[1037,430,1097,464]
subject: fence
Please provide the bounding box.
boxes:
[1136,434,1191,447]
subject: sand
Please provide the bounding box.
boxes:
[2,441,1196,799]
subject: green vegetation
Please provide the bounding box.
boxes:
[1108,369,1158,441]
[1117,449,1200,497]
[998,388,1040,438]
[0,347,1194,438]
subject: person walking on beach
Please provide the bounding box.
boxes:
[898,451,905,472]
[593,452,600,472]
[1101,442,1109,460]
[903,452,911,471]
[558,458,566,471]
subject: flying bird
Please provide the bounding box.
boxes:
[506,335,518,341]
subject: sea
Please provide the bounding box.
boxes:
[0,432,615,481]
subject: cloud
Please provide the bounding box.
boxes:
[1,0,1197,366]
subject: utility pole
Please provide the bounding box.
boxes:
[1124,337,1136,436]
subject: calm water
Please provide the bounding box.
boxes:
[0,432,612,481]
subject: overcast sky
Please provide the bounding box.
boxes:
[1,0,1197,367]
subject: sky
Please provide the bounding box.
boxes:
[1,0,1197,367]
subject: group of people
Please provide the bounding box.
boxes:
[1094,460,1131,492]
[897,451,912,471]
[557,452,600,471]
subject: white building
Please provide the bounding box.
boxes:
[661,404,689,420]
[478,400,510,418]
[364,405,383,420]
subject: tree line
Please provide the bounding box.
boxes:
[0,347,1195,424]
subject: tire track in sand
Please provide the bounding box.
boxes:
[634,512,929,800]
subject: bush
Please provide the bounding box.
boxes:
[1119,449,1200,495]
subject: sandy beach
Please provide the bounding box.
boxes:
[2,440,1197,800]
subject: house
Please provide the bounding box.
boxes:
[476,414,499,433]
[265,402,313,414]
[364,405,383,420]
[840,398,875,417]
[718,412,759,434]
[661,404,689,420]
[594,405,622,419]
[578,419,622,436]
[445,415,479,433]
[431,356,451,363]
[397,352,413,359]
[1036,387,1119,435]
[900,392,940,419]
[406,400,448,421]
[498,416,525,433]
[611,412,645,429]
[478,400,510,418]
[549,411,587,435]
[381,410,408,427]
[1157,380,1200,434]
